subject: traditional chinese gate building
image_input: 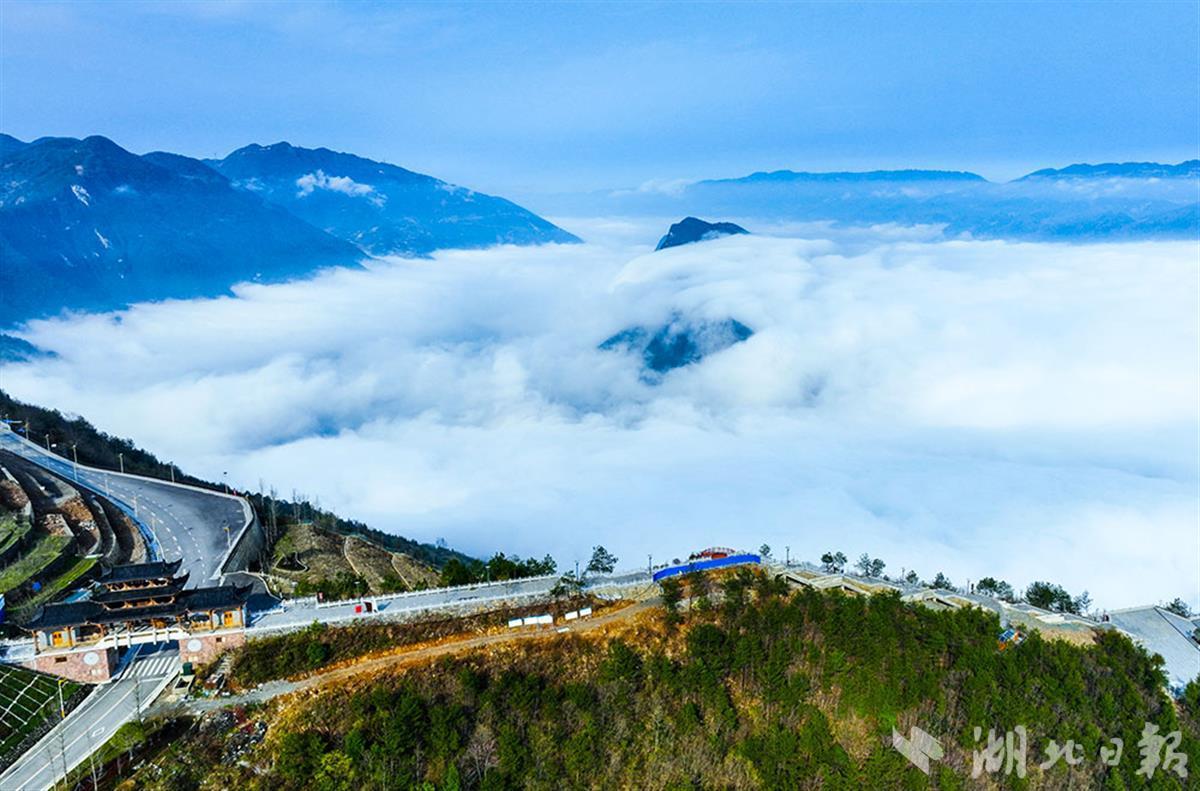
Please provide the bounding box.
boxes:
[24,560,251,682]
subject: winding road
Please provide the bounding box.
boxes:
[0,425,248,584]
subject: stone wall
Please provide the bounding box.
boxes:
[218,510,265,577]
[181,630,246,666]
[30,646,116,683]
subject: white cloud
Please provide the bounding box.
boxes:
[3,234,1196,609]
[295,170,381,203]
[609,177,696,199]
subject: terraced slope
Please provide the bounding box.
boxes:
[0,451,143,623]
[269,522,438,596]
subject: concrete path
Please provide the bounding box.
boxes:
[246,571,654,634]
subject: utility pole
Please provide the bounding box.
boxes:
[71,444,79,481]
[85,728,99,790]
[785,546,790,567]
[133,672,143,723]
[43,742,65,791]
[168,463,175,484]
[149,516,162,558]
[118,452,124,474]
[648,554,652,574]
[55,680,69,790]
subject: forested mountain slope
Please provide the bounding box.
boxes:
[128,571,1198,790]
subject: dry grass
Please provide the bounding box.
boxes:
[343,535,437,589]
[265,598,652,720]
[269,521,438,594]
[389,550,440,588]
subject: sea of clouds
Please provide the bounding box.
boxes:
[2,224,1196,609]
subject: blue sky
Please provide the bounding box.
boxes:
[3,1,1198,197]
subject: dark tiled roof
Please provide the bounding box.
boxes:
[92,574,189,605]
[181,584,253,611]
[28,601,187,629]
[25,582,250,631]
[97,559,183,584]
[26,602,103,630]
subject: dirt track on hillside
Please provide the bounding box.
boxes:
[184,597,658,713]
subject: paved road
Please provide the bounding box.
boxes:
[0,427,246,585]
[0,644,179,791]
[248,569,654,633]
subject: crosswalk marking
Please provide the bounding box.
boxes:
[125,654,178,680]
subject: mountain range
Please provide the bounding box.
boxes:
[2,136,1196,327]
[207,142,578,256]
[554,161,1200,241]
[1018,160,1200,180]
[0,134,577,325]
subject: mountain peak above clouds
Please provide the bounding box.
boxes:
[600,313,754,377]
[656,217,749,250]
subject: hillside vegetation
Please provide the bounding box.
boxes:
[126,571,1197,790]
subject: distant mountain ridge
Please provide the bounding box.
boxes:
[706,160,1200,185]
[0,134,580,326]
[706,168,986,185]
[579,158,1199,242]
[1018,160,1200,180]
[0,333,51,363]
[207,142,579,255]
